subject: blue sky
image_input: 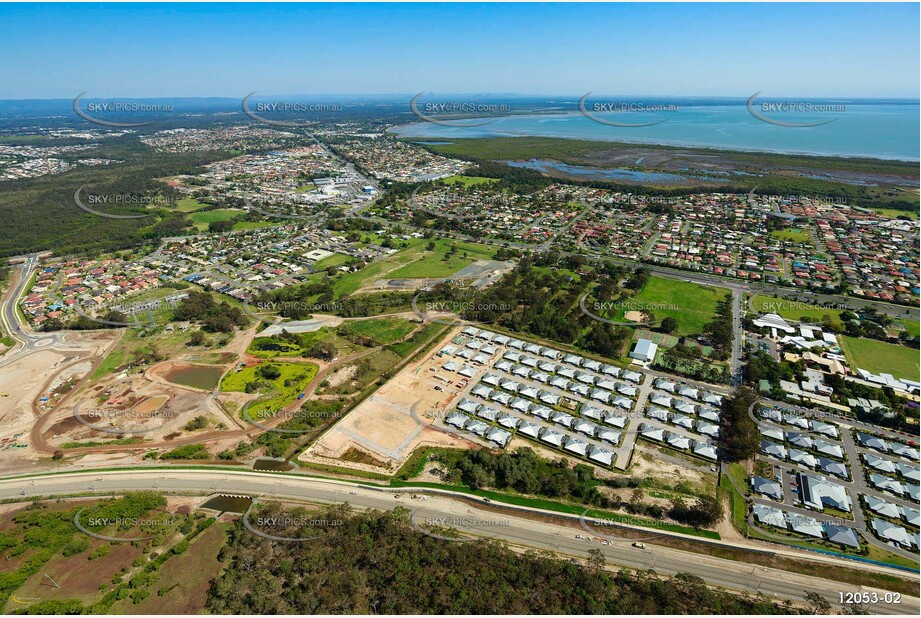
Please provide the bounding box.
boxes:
[1,2,918,99]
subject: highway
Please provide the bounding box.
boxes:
[0,468,916,614]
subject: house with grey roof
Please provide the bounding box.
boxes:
[863,453,897,474]
[518,420,541,439]
[762,440,786,459]
[814,440,843,459]
[511,364,530,377]
[563,436,589,457]
[445,413,468,429]
[482,373,501,386]
[563,353,582,366]
[869,474,905,496]
[471,384,492,399]
[810,420,838,439]
[477,406,500,422]
[557,366,576,379]
[551,411,574,428]
[466,419,489,436]
[785,432,813,449]
[751,476,783,501]
[655,379,677,392]
[818,458,848,479]
[623,370,642,383]
[549,376,569,390]
[672,414,695,430]
[491,391,512,406]
[590,388,610,403]
[693,441,718,460]
[666,433,691,450]
[645,407,669,422]
[870,518,915,549]
[650,393,672,408]
[856,433,888,452]
[864,495,902,519]
[519,385,539,399]
[789,449,818,469]
[509,397,530,413]
[784,414,809,430]
[603,413,628,428]
[753,504,786,528]
[538,391,560,406]
[698,407,720,422]
[696,421,720,438]
[674,401,696,415]
[539,428,565,447]
[588,445,614,466]
[787,513,824,538]
[610,396,632,409]
[573,418,597,437]
[580,404,604,421]
[890,442,920,461]
[798,473,851,512]
[760,426,784,441]
[823,524,860,548]
[701,392,722,406]
[678,385,699,400]
[601,364,620,377]
[597,428,621,444]
[457,399,480,414]
[496,413,520,430]
[530,405,552,420]
[897,462,920,483]
[640,424,666,442]
[618,384,639,398]
[486,427,511,447]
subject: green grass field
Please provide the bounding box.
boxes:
[387,239,495,279]
[899,319,921,338]
[175,197,210,212]
[750,294,845,327]
[770,229,813,244]
[340,317,417,346]
[331,239,495,296]
[220,361,318,417]
[189,208,244,230]
[872,207,919,220]
[606,276,729,336]
[441,175,498,187]
[838,336,920,381]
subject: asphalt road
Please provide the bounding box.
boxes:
[0,468,916,614]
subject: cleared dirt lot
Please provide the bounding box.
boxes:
[302,326,476,474]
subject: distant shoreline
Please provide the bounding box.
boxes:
[390,106,920,163]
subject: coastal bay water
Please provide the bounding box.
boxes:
[393,101,920,161]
